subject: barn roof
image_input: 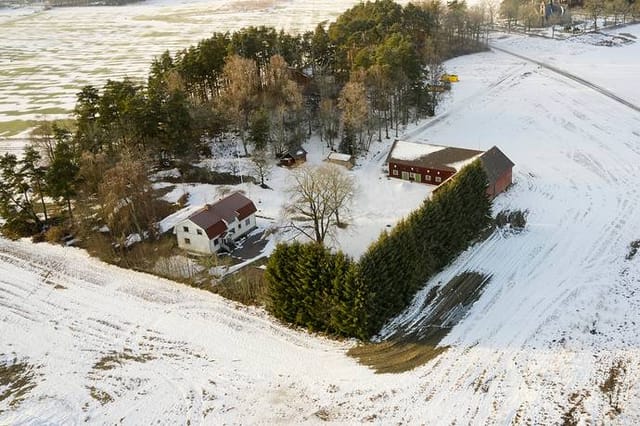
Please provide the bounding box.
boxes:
[387,140,483,172]
[478,146,514,184]
[187,192,257,239]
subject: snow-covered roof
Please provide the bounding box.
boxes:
[389,141,445,161]
[445,155,483,172]
[327,152,352,162]
[388,140,483,172]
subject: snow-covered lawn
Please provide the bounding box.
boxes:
[2,24,640,424]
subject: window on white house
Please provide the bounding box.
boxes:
[245,218,250,225]
[183,226,189,232]
[184,238,191,244]
[213,238,219,246]
[435,176,442,183]
[238,222,242,229]
[197,229,202,235]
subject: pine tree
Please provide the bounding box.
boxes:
[46,140,79,219]
[21,145,49,225]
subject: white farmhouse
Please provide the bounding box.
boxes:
[174,192,257,254]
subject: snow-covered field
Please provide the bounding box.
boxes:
[0,0,412,138]
[2,23,640,424]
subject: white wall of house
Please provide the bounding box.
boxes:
[175,214,257,254]
[231,214,256,240]
[175,219,218,254]
[208,235,223,253]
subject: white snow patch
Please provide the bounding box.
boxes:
[327,152,352,162]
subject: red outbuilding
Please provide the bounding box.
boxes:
[387,140,514,199]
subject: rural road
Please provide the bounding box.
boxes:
[490,44,640,114]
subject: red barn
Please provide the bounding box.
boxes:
[387,140,514,199]
[387,140,483,185]
[478,146,515,198]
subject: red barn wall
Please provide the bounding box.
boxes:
[486,168,512,198]
[389,161,454,185]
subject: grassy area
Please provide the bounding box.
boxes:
[213,258,268,306]
[0,356,39,414]
[349,271,491,374]
[4,107,70,116]
[0,120,35,137]
[93,349,154,371]
[348,332,449,375]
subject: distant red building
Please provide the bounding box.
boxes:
[387,140,514,199]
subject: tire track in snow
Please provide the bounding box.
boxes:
[490,45,640,114]
[401,62,529,141]
[376,45,640,423]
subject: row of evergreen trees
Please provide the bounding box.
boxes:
[265,161,492,339]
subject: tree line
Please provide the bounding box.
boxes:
[265,161,492,339]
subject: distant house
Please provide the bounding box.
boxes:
[174,192,257,254]
[387,140,514,198]
[326,152,354,169]
[278,146,307,167]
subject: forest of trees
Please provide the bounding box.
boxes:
[1,0,489,245]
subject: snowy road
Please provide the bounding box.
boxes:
[2,27,640,424]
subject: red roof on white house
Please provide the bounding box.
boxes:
[187,192,257,239]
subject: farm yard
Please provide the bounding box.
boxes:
[2,0,640,423]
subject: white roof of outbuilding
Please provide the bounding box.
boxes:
[327,152,352,162]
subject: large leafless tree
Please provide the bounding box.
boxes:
[285,164,356,245]
[219,55,260,156]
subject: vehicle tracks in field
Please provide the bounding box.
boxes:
[490,45,640,114]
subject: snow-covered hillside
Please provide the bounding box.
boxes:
[2,26,640,424]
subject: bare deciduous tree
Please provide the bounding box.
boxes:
[338,80,368,155]
[219,55,260,156]
[285,164,356,244]
[98,155,156,244]
[263,55,304,155]
[251,148,273,187]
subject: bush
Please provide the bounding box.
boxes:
[45,226,65,243]
[0,217,40,240]
[496,209,528,231]
[215,264,269,306]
